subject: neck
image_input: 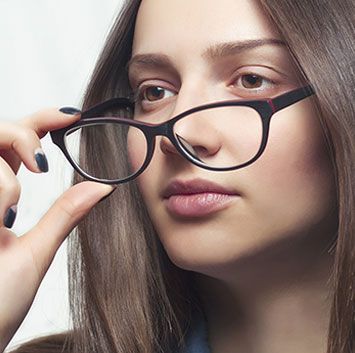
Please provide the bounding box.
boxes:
[193,229,336,353]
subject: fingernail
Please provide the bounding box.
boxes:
[34,148,49,173]
[99,187,117,203]
[4,205,17,228]
[59,107,81,115]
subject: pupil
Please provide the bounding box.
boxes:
[146,87,164,101]
[242,74,262,88]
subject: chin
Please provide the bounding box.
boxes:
[156,219,327,281]
[159,232,262,277]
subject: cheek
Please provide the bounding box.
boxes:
[127,127,148,175]
[250,100,336,230]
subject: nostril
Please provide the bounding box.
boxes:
[177,133,221,157]
[190,146,210,160]
[159,136,180,155]
[176,134,206,162]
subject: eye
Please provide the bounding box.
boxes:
[241,74,265,88]
[232,73,276,92]
[135,85,175,103]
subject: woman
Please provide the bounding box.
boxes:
[1,0,354,352]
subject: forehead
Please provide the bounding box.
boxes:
[132,0,282,55]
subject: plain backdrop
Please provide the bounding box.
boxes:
[0,1,124,350]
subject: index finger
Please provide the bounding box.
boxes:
[20,107,81,139]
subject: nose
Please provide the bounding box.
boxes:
[158,80,224,163]
[160,136,179,155]
[159,106,222,162]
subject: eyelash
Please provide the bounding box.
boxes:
[131,73,277,107]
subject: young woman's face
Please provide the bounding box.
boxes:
[128,0,336,279]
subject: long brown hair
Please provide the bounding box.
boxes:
[9,1,354,352]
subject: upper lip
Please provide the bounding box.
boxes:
[162,178,240,198]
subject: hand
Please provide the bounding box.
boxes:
[0,108,115,352]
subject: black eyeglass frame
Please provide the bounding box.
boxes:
[50,85,315,185]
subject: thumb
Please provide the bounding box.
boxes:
[20,181,115,276]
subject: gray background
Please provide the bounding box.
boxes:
[1,1,124,350]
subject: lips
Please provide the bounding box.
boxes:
[162,178,240,217]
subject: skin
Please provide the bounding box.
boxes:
[0,108,115,351]
[128,0,338,352]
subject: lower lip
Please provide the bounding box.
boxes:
[164,193,238,218]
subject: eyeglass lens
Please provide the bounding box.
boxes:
[63,105,263,181]
[173,105,262,168]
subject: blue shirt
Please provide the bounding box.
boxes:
[183,311,211,353]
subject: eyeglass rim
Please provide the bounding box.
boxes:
[50,84,315,184]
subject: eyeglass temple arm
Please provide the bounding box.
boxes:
[82,97,134,119]
[80,86,314,119]
[269,85,315,113]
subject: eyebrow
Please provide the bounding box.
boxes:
[203,38,286,60]
[126,38,287,72]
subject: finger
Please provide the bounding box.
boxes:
[0,122,48,173]
[0,107,80,174]
[20,107,81,139]
[0,149,21,174]
[0,156,21,228]
[20,181,115,277]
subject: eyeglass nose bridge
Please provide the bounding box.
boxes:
[147,119,183,155]
[142,116,205,170]
[145,111,222,169]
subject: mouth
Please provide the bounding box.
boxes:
[162,178,240,218]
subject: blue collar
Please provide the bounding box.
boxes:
[183,311,211,353]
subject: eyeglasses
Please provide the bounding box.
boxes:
[50,85,314,185]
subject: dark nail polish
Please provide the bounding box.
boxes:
[59,107,81,115]
[99,187,117,203]
[34,149,49,173]
[4,205,17,228]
